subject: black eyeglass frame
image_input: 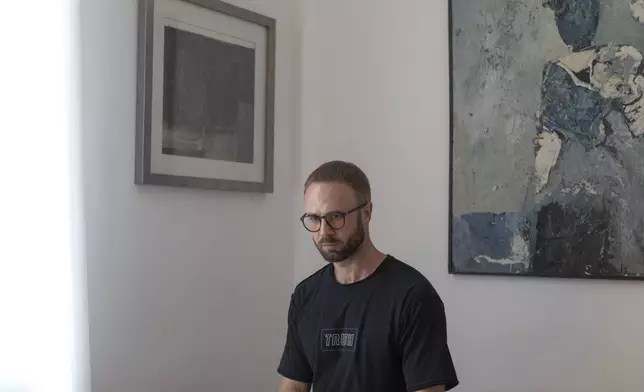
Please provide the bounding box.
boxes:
[299,202,369,232]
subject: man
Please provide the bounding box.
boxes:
[277,161,459,392]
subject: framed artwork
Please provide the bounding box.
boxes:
[135,0,275,192]
[448,0,644,280]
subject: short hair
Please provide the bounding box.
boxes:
[304,160,371,204]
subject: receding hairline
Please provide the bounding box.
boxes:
[303,161,371,204]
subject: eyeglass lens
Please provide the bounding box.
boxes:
[302,212,345,232]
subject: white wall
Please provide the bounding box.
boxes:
[296,1,644,391]
[80,0,299,390]
[74,0,644,390]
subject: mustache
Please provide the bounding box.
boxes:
[318,236,341,245]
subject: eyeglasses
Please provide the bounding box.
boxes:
[300,202,368,232]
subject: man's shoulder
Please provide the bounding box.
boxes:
[291,264,329,304]
[384,255,443,300]
[385,255,433,286]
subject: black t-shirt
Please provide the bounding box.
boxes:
[277,255,459,391]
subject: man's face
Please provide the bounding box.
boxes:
[303,182,369,263]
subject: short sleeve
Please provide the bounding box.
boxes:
[399,284,459,391]
[277,293,313,383]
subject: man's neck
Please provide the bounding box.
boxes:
[332,244,387,285]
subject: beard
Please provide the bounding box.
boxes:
[314,219,365,263]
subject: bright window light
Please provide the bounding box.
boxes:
[0,1,87,392]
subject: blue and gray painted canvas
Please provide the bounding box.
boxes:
[450,0,644,278]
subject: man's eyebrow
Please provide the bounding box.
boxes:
[304,210,341,216]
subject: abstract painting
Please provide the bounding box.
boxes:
[162,26,256,164]
[449,0,644,279]
[135,0,275,192]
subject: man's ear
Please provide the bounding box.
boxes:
[363,201,373,221]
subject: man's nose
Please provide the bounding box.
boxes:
[319,219,335,236]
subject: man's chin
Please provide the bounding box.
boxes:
[318,248,349,263]
[325,256,349,264]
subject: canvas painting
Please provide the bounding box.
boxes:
[449,0,644,279]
